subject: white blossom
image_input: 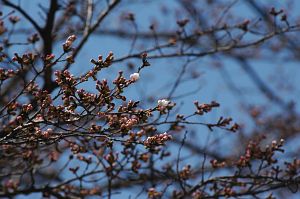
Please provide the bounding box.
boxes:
[63,35,77,51]
[280,138,284,143]
[271,140,277,145]
[158,99,170,107]
[130,73,140,82]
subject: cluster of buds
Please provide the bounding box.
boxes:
[41,128,53,139]
[104,51,114,66]
[237,159,250,170]
[222,187,235,197]
[270,139,284,149]
[4,179,19,192]
[34,127,42,137]
[33,90,52,108]
[0,20,6,35]
[69,142,84,154]
[76,154,92,164]
[77,89,97,104]
[63,34,76,52]
[118,100,140,112]
[9,16,20,24]
[281,14,287,22]
[0,68,16,81]
[25,82,39,93]
[106,114,123,130]
[215,117,239,132]
[55,70,77,87]
[104,152,118,166]
[269,7,288,24]
[123,131,138,148]
[157,99,174,113]
[65,55,74,64]
[90,52,114,68]
[194,101,220,115]
[80,56,106,82]
[78,187,102,197]
[49,151,59,162]
[285,158,300,177]
[148,188,162,199]
[12,53,37,64]
[22,149,34,160]
[84,69,98,81]
[250,107,262,118]
[123,12,135,21]
[210,159,226,168]
[216,117,232,126]
[139,153,149,162]
[120,116,139,131]
[86,51,114,82]
[44,54,55,64]
[237,141,258,167]
[69,166,79,174]
[269,7,284,16]
[237,19,250,31]
[237,138,284,168]
[141,52,150,67]
[113,71,128,89]
[144,132,172,148]
[7,101,19,114]
[15,115,23,123]
[192,190,204,199]
[27,33,40,43]
[179,165,192,180]
[21,103,33,113]
[89,124,102,134]
[168,37,177,45]
[229,123,239,132]
[177,19,189,27]
[131,160,141,173]
[95,79,111,100]
[0,47,5,62]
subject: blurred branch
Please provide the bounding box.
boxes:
[42,0,59,92]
